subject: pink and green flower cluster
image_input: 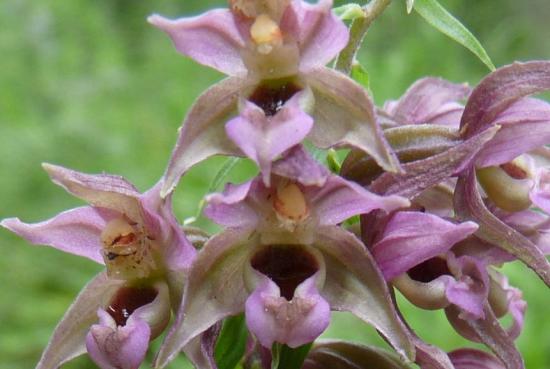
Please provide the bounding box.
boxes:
[2,1,550,369]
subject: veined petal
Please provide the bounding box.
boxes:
[529,167,550,214]
[36,272,124,369]
[305,67,402,173]
[86,281,171,369]
[162,77,252,197]
[271,145,329,187]
[475,98,550,167]
[245,272,330,348]
[372,212,478,281]
[412,338,455,369]
[487,271,526,341]
[290,0,349,72]
[445,255,490,320]
[460,61,550,138]
[309,176,409,226]
[86,310,150,369]
[454,168,550,286]
[1,206,117,264]
[225,93,314,185]
[387,77,470,126]
[42,163,143,223]
[204,181,258,228]
[304,340,413,369]
[141,184,196,270]
[341,124,461,186]
[368,126,499,198]
[445,305,524,369]
[154,228,254,369]
[148,10,247,76]
[179,333,219,369]
[315,226,415,361]
[449,349,506,369]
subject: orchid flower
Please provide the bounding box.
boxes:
[452,61,550,288]
[369,211,527,369]
[380,77,470,128]
[0,164,196,369]
[153,146,414,368]
[149,0,400,195]
[340,62,550,288]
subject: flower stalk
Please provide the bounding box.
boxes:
[335,0,392,74]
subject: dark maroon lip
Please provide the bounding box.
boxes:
[251,244,318,300]
[407,256,451,284]
[107,285,158,326]
[248,80,301,117]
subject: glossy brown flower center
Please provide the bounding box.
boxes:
[251,245,318,300]
[249,80,301,116]
[100,218,158,280]
[107,285,157,326]
[407,256,451,283]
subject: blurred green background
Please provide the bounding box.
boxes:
[1,0,549,368]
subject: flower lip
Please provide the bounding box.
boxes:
[407,256,451,283]
[106,285,158,327]
[250,244,319,300]
[248,78,302,116]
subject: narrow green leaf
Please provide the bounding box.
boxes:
[271,343,281,369]
[209,157,241,193]
[413,0,495,71]
[215,314,249,369]
[272,343,312,369]
[350,61,370,91]
[327,149,342,173]
[333,3,365,21]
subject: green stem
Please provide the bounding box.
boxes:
[335,0,392,75]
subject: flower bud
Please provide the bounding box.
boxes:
[476,156,533,212]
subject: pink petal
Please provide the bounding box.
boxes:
[309,176,409,226]
[204,181,258,228]
[289,0,349,72]
[445,255,490,320]
[161,77,252,197]
[271,145,329,187]
[372,212,478,281]
[305,67,401,173]
[155,228,253,369]
[475,98,550,167]
[316,226,415,361]
[388,77,470,126]
[449,349,506,369]
[1,206,118,264]
[36,272,124,369]
[245,273,330,348]
[42,163,143,224]
[86,310,151,369]
[148,10,247,77]
[454,168,550,286]
[461,61,550,138]
[225,93,314,185]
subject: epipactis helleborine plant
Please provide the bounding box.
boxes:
[149,0,400,195]
[1,164,196,369]
[2,0,550,369]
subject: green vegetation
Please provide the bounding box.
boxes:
[0,1,548,368]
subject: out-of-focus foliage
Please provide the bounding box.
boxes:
[0,0,548,368]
